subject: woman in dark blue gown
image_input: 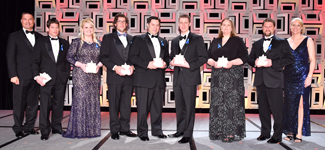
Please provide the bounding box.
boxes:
[283,18,315,143]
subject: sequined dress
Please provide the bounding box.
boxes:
[283,37,311,136]
[208,37,247,140]
[63,38,101,138]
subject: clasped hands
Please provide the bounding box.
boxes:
[254,58,272,67]
[207,58,232,69]
[169,58,190,68]
[75,61,103,73]
[147,60,168,69]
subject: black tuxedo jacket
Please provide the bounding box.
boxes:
[129,33,169,88]
[6,29,43,80]
[31,36,70,86]
[248,36,294,88]
[100,32,133,85]
[170,32,208,86]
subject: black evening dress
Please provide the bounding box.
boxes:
[208,37,248,140]
[63,38,101,138]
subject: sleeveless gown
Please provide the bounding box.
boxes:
[283,37,311,136]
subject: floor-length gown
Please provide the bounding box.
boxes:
[63,38,101,138]
[283,37,311,136]
[208,37,247,140]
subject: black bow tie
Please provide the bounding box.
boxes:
[151,34,158,38]
[25,30,34,34]
[264,37,272,41]
[179,35,186,40]
[50,38,58,40]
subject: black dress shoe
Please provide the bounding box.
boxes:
[52,130,66,135]
[267,138,281,144]
[178,137,192,144]
[26,129,39,135]
[139,136,149,141]
[111,133,119,140]
[120,130,137,137]
[155,134,167,139]
[40,135,49,140]
[257,135,270,141]
[168,132,184,138]
[15,131,25,138]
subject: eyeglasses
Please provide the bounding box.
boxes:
[117,20,126,23]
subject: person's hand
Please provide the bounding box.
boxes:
[213,62,222,69]
[207,59,215,67]
[179,59,190,68]
[10,76,19,85]
[255,58,262,68]
[264,59,272,67]
[129,66,134,75]
[158,61,167,69]
[170,58,175,67]
[75,61,87,73]
[95,62,103,73]
[304,76,312,87]
[35,76,47,86]
[223,61,233,69]
[147,61,157,69]
[114,66,125,76]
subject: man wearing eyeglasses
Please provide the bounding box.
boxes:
[100,13,137,140]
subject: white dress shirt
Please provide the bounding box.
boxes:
[179,31,190,50]
[148,33,161,58]
[49,36,60,62]
[263,35,274,53]
[23,28,35,47]
[117,31,128,48]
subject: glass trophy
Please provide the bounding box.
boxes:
[257,55,268,66]
[86,61,97,73]
[217,56,228,67]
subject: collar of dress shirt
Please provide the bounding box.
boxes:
[264,34,274,39]
[23,28,34,34]
[148,32,159,39]
[180,31,190,39]
[117,31,126,36]
[49,35,58,39]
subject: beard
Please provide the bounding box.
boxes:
[263,30,273,36]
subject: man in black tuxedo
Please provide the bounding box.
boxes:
[248,18,294,143]
[6,12,43,137]
[31,19,70,140]
[129,16,169,141]
[169,14,208,143]
[100,13,137,140]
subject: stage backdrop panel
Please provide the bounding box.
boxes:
[35,0,325,109]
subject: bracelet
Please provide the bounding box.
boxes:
[307,75,312,78]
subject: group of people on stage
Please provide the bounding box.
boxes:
[6,11,315,145]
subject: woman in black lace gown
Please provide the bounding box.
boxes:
[63,19,103,138]
[207,18,248,142]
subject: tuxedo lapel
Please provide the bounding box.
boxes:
[125,34,133,59]
[19,29,33,50]
[113,33,125,60]
[158,37,165,58]
[265,36,276,56]
[144,34,156,58]
[175,36,181,54]
[45,38,55,62]
[181,32,192,55]
[57,38,64,63]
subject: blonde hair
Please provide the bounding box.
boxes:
[79,18,100,46]
[218,18,237,38]
[290,18,304,34]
